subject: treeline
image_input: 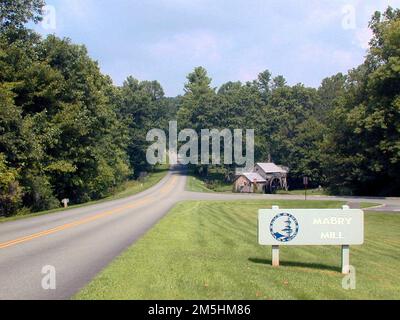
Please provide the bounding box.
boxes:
[0,0,176,216]
[1,2,399,217]
[178,7,400,196]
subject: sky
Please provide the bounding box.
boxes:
[34,0,400,97]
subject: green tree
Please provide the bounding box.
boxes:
[322,7,400,195]
[0,153,22,216]
[263,84,324,185]
[119,76,166,175]
[318,73,347,122]
[178,67,216,131]
[271,75,287,90]
[0,0,44,31]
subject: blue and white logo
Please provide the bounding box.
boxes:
[270,213,299,242]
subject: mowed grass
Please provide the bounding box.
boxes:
[186,175,380,209]
[108,165,169,200]
[186,173,232,193]
[75,200,400,300]
[186,174,214,193]
[277,188,327,196]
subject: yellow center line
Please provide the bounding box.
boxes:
[160,176,178,194]
[0,175,179,250]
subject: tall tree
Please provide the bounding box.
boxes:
[119,76,166,175]
[178,67,216,131]
[318,73,347,122]
[322,7,400,195]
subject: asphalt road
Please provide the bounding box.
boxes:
[0,166,399,300]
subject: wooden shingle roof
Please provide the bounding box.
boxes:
[256,163,288,174]
[239,172,267,183]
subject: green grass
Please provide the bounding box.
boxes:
[185,170,330,195]
[360,203,382,209]
[186,174,213,193]
[186,176,380,209]
[0,164,169,224]
[75,199,400,300]
[277,188,328,196]
[186,173,232,193]
[185,171,328,195]
[108,165,169,200]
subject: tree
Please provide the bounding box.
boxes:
[262,83,324,185]
[0,0,44,31]
[0,31,132,215]
[257,70,272,102]
[318,73,347,122]
[322,7,400,195]
[0,153,22,216]
[271,75,287,90]
[119,76,166,175]
[37,36,131,202]
[178,67,216,131]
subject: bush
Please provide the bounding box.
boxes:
[24,175,60,212]
[0,154,23,217]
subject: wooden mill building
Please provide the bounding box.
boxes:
[234,163,289,194]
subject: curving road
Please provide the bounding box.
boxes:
[0,166,399,300]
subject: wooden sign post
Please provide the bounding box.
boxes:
[272,245,280,267]
[259,205,364,274]
[341,205,351,274]
[271,206,280,267]
[341,245,350,274]
[303,177,309,201]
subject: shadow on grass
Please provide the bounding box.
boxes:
[248,258,341,273]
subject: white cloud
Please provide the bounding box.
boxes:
[353,27,373,50]
[305,2,342,27]
[343,0,400,50]
[237,64,263,83]
[231,46,269,82]
[299,43,359,71]
[54,0,97,23]
[148,30,228,64]
[38,0,400,96]
[68,0,95,15]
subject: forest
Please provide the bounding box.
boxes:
[1,0,399,217]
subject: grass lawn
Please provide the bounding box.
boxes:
[186,175,380,209]
[75,200,400,300]
[0,164,169,223]
[277,188,328,196]
[108,165,169,200]
[186,174,214,193]
[186,174,232,193]
[360,203,383,209]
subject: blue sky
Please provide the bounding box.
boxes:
[34,0,400,97]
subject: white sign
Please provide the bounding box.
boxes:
[61,199,70,208]
[259,208,364,246]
